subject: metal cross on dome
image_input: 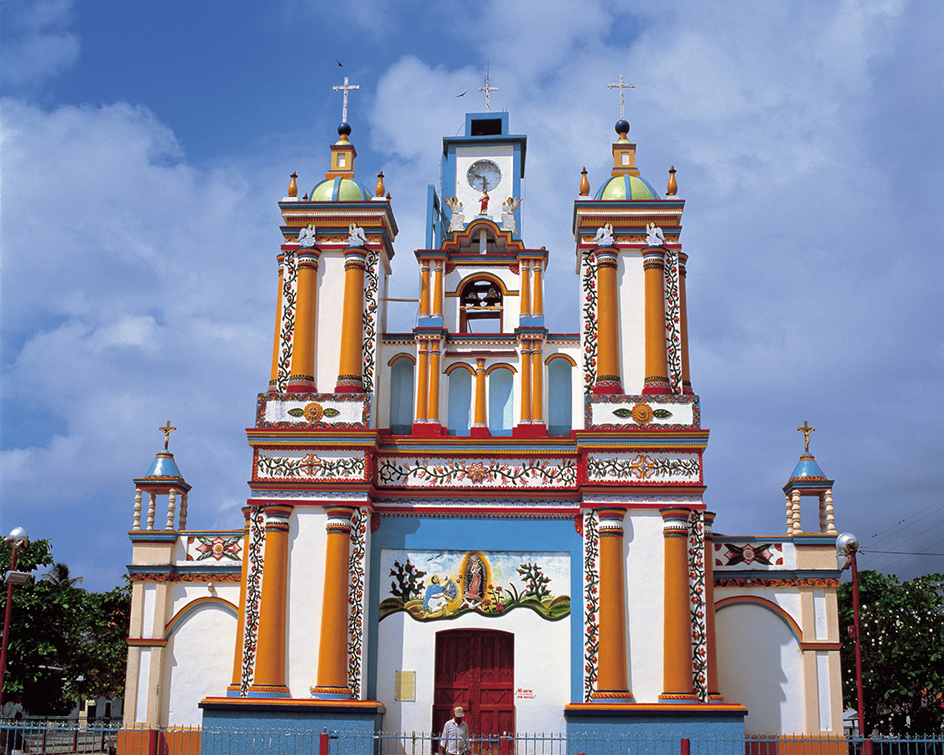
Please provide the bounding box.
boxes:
[797,420,816,454]
[159,420,176,451]
[607,74,635,120]
[333,76,360,123]
[478,66,498,112]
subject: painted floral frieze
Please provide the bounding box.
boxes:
[714,541,789,570]
[585,452,700,483]
[376,457,578,489]
[378,549,570,623]
[185,534,242,562]
[255,450,367,481]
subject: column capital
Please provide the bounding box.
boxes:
[592,247,619,267]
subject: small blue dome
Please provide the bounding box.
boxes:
[789,455,826,481]
[145,452,184,480]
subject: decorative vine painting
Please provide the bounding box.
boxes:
[275,251,297,393]
[347,508,367,697]
[582,510,600,702]
[688,509,708,702]
[378,549,570,623]
[239,511,266,695]
[362,250,379,397]
[664,247,682,395]
[580,251,598,396]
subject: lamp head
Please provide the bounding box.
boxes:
[836,532,858,557]
[5,527,29,549]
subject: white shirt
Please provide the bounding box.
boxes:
[441,718,469,755]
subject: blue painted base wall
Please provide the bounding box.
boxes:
[566,712,746,755]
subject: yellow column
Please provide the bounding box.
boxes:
[415,341,429,423]
[660,507,696,700]
[704,511,723,701]
[531,340,544,424]
[335,248,367,393]
[520,260,532,316]
[643,248,671,395]
[532,261,544,317]
[287,251,319,393]
[227,508,252,695]
[593,249,622,394]
[268,254,285,393]
[432,260,444,316]
[592,508,633,701]
[519,340,532,423]
[472,359,488,435]
[313,506,355,699]
[420,261,431,316]
[428,340,442,424]
[248,505,292,696]
[679,253,692,394]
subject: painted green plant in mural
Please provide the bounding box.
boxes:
[516,562,551,600]
[389,558,427,601]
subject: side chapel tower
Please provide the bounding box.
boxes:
[120,80,845,752]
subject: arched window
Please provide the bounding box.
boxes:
[488,368,514,436]
[447,368,472,436]
[459,277,503,333]
[547,358,573,436]
[389,357,415,434]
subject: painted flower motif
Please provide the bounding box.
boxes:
[303,402,324,422]
[465,462,489,483]
[631,402,654,424]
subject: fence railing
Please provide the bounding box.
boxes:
[0,722,941,755]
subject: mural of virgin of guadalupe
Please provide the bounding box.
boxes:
[463,553,487,605]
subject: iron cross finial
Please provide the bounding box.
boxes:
[607,74,635,120]
[797,420,815,454]
[159,420,177,451]
[478,63,498,112]
[333,76,360,123]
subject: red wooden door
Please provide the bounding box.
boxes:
[433,629,514,739]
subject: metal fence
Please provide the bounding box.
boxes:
[0,723,941,755]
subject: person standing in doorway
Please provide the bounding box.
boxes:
[440,706,470,755]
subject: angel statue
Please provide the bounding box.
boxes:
[443,195,466,232]
[646,222,666,247]
[593,223,614,247]
[500,197,523,233]
[297,223,317,248]
[348,223,368,248]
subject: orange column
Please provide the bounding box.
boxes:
[592,508,633,701]
[679,253,692,395]
[704,511,723,701]
[593,249,622,394]
[472,359,488,437]
[335,248,367,393]
[519,340,532,423]
[520,261,532,317]
[427,340,442,424]
[248,505,292,696]
[313,506,355,699]
[419,261,431,316]
[268,254,285,393]
[531,340,544,425]
[227,508,252,694]
[287,251,319,393]
[532,261,544,317]
[660,507,696,700]
[643,248,671,395]
[432,260,444,316]
[415,341,429,423]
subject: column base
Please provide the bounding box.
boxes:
[246,684,292,698]
[708,693,726,702]
[513,423,547,438]
[658,692,700,702]
[310,685,354,700]
[589,690,635,703]
[470,425,491,438]
[285,380,317,394]
[642,379,672,395]
[412,421,444,437]
[334,379,365,394]
[682,381,693,395]
[592,380,623,396]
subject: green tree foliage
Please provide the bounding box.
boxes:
[838,570,944,735]
[0,539,131,715]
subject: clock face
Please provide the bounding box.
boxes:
[466,160,502,192]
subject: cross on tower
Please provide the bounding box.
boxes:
[333,76,360,123]
[159,420,177,451]
[607,74,635,120]
[797,420,816,454]
[478,66,498,112]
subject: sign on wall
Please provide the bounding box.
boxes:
[379,549,570,622]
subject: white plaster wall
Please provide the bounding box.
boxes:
[454,146,515,221]
[376,610,568,735]
[314,251,346,391]
[716,604,805,735]
[624,510,666,702]
[285,507,328,697]
[163,606,237,726]
[714,586,803,630]
[616,252,646,393]
[134,648,151,722]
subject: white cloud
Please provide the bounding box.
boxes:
[1,0,80,90]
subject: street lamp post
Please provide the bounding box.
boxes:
[837,532,870,754]
[0,527,31,708]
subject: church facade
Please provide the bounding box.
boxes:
[121,95,845,749]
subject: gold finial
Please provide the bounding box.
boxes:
[288,171,298,198]
[579,167,590,197]
[797,420,815,454]
[302,192,309,201]
[667,166,677,196]
[376,170,386,198]
[159,420,177,451]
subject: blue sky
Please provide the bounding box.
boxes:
[2,0,942,591]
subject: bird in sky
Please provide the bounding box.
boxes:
[457,91,467,97]
[337,60,343,67]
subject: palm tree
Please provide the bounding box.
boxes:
[41,562,83,588]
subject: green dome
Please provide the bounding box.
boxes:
[594,174,659,201]
[311,176,372,202]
